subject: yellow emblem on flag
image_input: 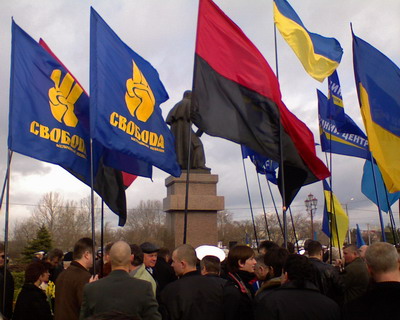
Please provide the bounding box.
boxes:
[125,60,155,123]
[48,69,82,127]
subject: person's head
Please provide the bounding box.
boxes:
[365,242,400,281]
[130,244,144,267]
[282,254,314,288]
[303,239,313,254]
[103,242,115,264]
[200,255,221,276]
[283,242,295,254]
[307,240,323,260]
[227,245,256,274]
[158,247,172,263]
[254,255,268,281]
[46,248,64,267]
[358,245,369,259]
[24,261,50,286]
[140,242,159,268]
[0,243,5,267]
[110,241,131,270]
[73,237,94,269]
[183,90,192,99]
[259,241,279,255]
[264,247,289,278]
[343,244,359,264]
[172,244,198,277]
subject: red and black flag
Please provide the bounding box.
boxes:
[191,0,330,206]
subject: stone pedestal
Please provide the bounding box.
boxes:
[163,171,224,249]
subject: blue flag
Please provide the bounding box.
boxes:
[356,224,365,248]
[8,21,130,225]
[362,159,400,213]
[9,21,91,179]
[90,8,181,177]
[241,145,278,184]
[353,32,400,193]
[318,90,369,159]
[327,71,346,127]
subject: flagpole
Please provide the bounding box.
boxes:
[89,139,96,275]
[100,200,104,277]
[182,120,192,244]
[368,155,387,242]
[0,152,13,212]
[3,149,12,311]
[324,151,342,260]
[264,175,284,237]
[288,207,299,252]
[242,157,259,250]
[274,22,288,248]
[256,171,271,240]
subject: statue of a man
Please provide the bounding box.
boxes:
[166,91,207,170]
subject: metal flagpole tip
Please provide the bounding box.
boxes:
[195,245,226,262]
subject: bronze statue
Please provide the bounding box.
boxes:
[166,91,208,170]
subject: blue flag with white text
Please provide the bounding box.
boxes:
[318,90,369,159]
[90,8,181,177]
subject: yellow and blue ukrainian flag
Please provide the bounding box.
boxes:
[322,180,349,249]
[273,0,343,82]
[353,32,400,193]
[362,159,400,213]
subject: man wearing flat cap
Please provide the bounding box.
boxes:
[140,242,160,275]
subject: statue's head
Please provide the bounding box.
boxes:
[183,90,192,99]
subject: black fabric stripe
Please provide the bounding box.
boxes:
[192,55,318,206]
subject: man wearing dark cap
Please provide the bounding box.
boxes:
[140,242,159,275]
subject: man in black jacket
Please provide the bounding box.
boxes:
[338,244,369,303]
[308,240,344,304]
[160,244,224,320]
[255,254,340,320]
[80,241,160,320]
[344,242,400,319]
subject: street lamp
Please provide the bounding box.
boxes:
[305,193,318,240]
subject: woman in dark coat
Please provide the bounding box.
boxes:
[223,245,257,320]
[13,261,53,320]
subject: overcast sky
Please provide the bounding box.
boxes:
[0,0,399,235]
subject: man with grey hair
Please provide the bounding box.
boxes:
[344,242,400,319]
[80,241,160,320]
[160,244,224,320]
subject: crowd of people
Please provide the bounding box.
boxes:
[0,238,399,319]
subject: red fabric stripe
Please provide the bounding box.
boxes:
[122,172,137,188]
[196,0,281,102]
[195,0,329,180]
